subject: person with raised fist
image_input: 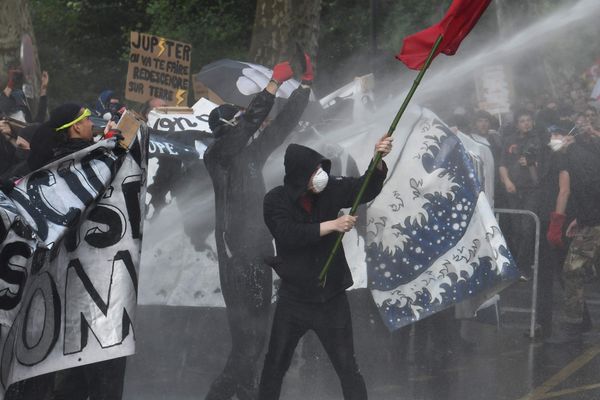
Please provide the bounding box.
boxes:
[203,56,313,400]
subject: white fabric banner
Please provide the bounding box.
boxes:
[0,130,148,391]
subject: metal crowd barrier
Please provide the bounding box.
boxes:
[494,208,540,339]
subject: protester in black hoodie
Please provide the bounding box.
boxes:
[203,57,313,400]
[258,137,392,400]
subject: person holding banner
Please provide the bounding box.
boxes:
[21,103,128,400]
[258,137,392,400]
[203,56,313,400]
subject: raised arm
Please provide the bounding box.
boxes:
[334,136,392,209]
[252,85,310,159]
[205,62,295,162]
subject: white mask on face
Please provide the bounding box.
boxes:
[548,138,564,152]
[311,168,329,193]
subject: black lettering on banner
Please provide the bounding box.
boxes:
[173,117,197,131]
[121,176,142,240]
[0,271,60,388]
[152,117,198,132]
[84,204,126,249]
[79,147,120,196]
[129,53,139,63]
[128,140,143,169]
[0,210,9,244]
[57,159,94,205]
[15,272,61,366]
[30,247,48,275]
[0,242,31,310]
[63,251,137,354]
[10,170,79,242]
[64,228,79,253]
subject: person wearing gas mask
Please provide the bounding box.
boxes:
[203,55,313,400]
[544,123,600,344]
[258,137,392,400]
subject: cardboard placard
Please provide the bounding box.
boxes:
[116,110,144,149]
[125,32,192,106]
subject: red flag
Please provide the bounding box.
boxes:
[396,0,491,70]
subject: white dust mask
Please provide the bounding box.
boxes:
[311,168,329,193]
[548,139,564,152]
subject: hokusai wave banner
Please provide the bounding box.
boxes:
[363,108,519,330]
[138,104,518,324]
[0,129,148,392]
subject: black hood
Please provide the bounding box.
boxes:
[283,143,331,200]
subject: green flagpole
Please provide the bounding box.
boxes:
[318,33,444,287]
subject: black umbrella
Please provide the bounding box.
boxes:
[193,59,315,109]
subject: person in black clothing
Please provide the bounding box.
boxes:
[534,124,573,337]
[258,137,392,400]
[0,122,40,182]
[203,56,313,400]
[8,103,127,400]
[544,128,600,343]
[27,103,94,170]
[498,110,542,278]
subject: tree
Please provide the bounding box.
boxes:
[249,0,322,67]
[0,0,42,103]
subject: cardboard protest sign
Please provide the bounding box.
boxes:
[126,32,192,106]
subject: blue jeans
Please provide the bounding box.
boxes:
[258,292,367,400]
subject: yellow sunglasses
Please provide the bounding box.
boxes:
[55,108,91,132]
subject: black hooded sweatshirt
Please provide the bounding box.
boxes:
[204,87,310,262]
[264,143,387,303]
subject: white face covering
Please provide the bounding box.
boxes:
[548,138,564,152]
[310,168,329,193]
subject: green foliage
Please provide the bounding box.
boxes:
[28,0,600,108]
[145,0,255,72]
[316,0,450,92]
[30,0,151,106]
[30,0,254,107]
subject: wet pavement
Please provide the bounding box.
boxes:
[123,283,600,400]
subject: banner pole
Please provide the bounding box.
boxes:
[319,34,444,286]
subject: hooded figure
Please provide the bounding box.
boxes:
[202,61,310,400]
[258,142,390,400]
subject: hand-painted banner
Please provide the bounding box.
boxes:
[363,108,518,330]
[0,129,148,392]
[147,98,216,160]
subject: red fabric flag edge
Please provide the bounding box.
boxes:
[396,0,492,70]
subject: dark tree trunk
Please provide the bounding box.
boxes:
[249,0,322,68]
[0,0,41,100]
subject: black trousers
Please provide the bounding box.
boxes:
[50,357,127,400]
[258,292,367,400]
[205,253,272,400]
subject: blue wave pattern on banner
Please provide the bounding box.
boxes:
[366,118,517,330]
